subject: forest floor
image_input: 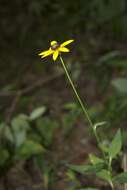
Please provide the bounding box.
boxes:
[0,36,125,190]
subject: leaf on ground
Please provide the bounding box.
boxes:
[16,140,45,160]
[29,106,46,120]
[112,78,127,93]
[69,163,105,174]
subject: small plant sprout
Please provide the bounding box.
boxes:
[38,40,124,189]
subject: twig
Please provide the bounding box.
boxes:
[6,91,21,123]
[4,71,64,123]
[0,72,63,97]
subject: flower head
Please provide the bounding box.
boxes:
[38,40,74,61]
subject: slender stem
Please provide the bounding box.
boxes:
[108,157,112,172]
[60,56,93,129]
[108,158,115,190]
[60,56,108,157]
[110,180,115,190]
[60,56,109,158]
[60,56,115,189]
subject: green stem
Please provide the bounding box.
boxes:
[60,56,108,158]
[110,180,115,190]
[108,157,112,172]
[60,56,93,129]
[59,56,114,188]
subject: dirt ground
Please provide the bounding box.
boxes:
[0,64,115,190]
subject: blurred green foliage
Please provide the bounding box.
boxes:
[68,129,124,189]
[0,103,81,187]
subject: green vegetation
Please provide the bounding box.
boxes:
[1,0,127,189]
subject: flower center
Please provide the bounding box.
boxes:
[50,41,60,50]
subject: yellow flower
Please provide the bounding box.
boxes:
[38,40,74,61]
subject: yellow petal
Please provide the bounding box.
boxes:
[38,48,52,56]
[61,40,74,47]
[53,50,59,61]
[41,49,53,58]
[59,47,70,52]
[50,41,57,46]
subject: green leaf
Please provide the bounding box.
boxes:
[98,51,120,64]
[112,78,127,93]
[89,154,104,165]
[113,172,127,184]
[0,123,14,143]
[16,140,45,160]
[11,114,30,147]
[36,118,58,146]
[62,108,80,136]
[99,141,109,153]
[29,106,46,120]
[108,129,122,159]
[15,130,27,148]
[64,102,78,110]
[4,126,14,143]
[11,114,30,131]
[109,59,127,68]
[97,169,112,183]
[66,170,77,180]
[69,163,105,174]
[94,121,107,131]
